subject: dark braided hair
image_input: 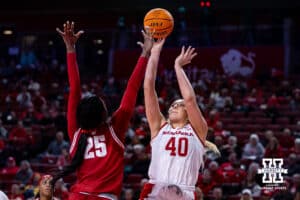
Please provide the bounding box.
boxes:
[51,95,108,186]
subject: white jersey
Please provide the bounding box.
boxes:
[148,123,205,189]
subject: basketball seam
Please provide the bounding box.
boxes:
[152,25,173,32]
[144,18,173,22]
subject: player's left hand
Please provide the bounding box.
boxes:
[175,46,197,68]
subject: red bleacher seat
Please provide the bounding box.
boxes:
[220,118,236,124]
[31,163,57,173]
[249,111,266,118]
[286,125,300,132]
[237,118,252,125]
[227,195,240,200]
[234,132,249,145]
[276,117,290,125]
[265,124,282,132]
[225,124,244,132]
[0,173,16,181]
[245,124,264,132]
[253,118,272,124]
[231,112,245,118]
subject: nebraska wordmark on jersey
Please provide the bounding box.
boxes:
[148,123,205,188]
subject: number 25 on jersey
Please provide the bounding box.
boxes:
[84,135,107,159]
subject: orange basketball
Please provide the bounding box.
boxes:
[144,8,174,39]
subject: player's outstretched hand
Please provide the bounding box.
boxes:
[56,21,84,52]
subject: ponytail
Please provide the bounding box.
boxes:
[205,140,221,157]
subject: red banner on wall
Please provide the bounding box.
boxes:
[113,46,283,78]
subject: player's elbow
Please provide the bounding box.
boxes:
[201,120,208,135]
[183,95,196,105]
[143,80,155,91]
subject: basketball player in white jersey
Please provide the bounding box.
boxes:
[139,39,208,200]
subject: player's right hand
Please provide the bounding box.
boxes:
[56,21,84,52]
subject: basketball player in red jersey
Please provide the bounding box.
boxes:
[52,21,153,200]
[140,40,208,200]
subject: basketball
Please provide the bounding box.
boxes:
[144,8,174,39]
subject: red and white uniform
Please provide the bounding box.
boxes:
[66,53,148,200]
[143,123,205,199]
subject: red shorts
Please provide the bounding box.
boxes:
[139,183,155,199]
[139,183,197,200]
[68,192,114,200]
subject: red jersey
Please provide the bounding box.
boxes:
[66,53,148,197]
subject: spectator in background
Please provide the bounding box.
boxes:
[32,90,47,111]
[261,130,274,146]
[242,134,265,161]
[290,138,300,157]
[10,183,24,200]
[194,187,203,200]
[264,137,283,158]
[214,135,224,152]
[56,147,71,170]
[131,144,150,176]
[8,120,30,148]
[242,88,262,112]
[47,131,69,156]
[123,188,134,200]
[206,109,220,129]
[16,85,32,109]
[20,104,39,126]
[134,117,149,140]
[53,178,69,200]
[221,153,246,184]
[287,153,300,176]
[24,172,41,197]
[0,119,8,138]
[266,93,279,119]
[0,156,19,176]
[221,135,242,159]
[290,173,300,196]
[15,160,33,184]
[213,121,230,139]
[212,187,225,200]
[81,84,92,98]
[240,189,253,200]
[103,76,118,97]
[0,135,5,155]
[1,108,18,125]
[208,161,224,184]
[209,88,227,111]
[28,79,41,92]
[243,162,261,197]
[197,169,217,195]
[279,128,294,149]
[20,47,37,68]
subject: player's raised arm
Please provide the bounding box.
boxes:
[174,46,208,142]
[56,21,84,141]
[144,38,166,138]
[111,28,153,139]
